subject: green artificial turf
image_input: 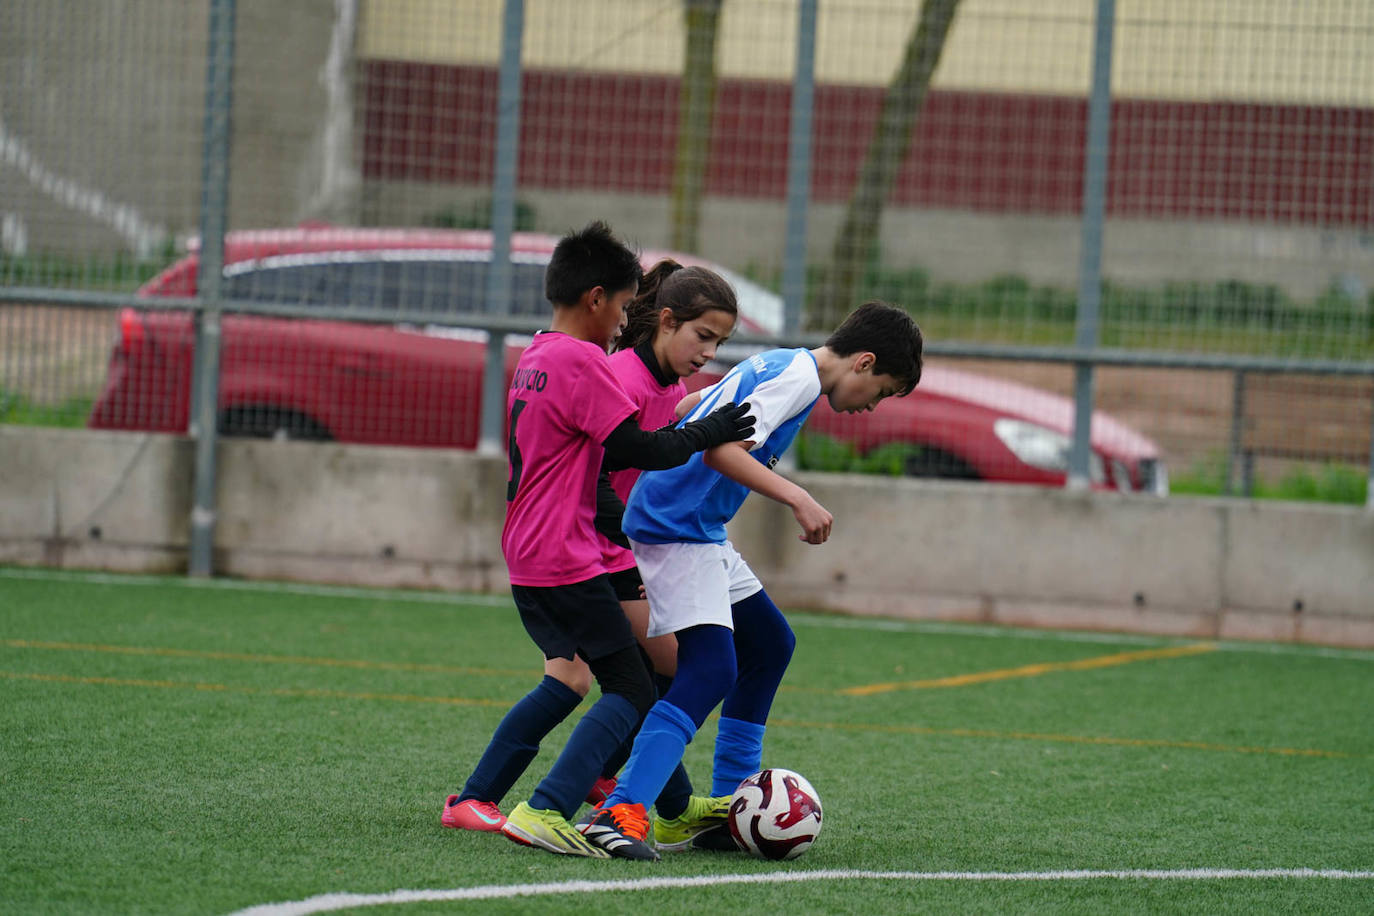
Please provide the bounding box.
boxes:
[1,568,1370,915]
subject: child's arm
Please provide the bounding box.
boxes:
[602,401,755,472]
[702,442,833,544]
[674,390,702,420]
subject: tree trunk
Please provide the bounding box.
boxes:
[670,0,724,253]
[812,0,960,329]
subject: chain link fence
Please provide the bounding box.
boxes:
[3,0,1372,517]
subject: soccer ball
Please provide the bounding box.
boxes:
[727,768,823,860]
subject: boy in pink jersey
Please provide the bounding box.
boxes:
[447,223,753,860]
[444,257,744,855]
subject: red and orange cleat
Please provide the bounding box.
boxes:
[441,795,506,832]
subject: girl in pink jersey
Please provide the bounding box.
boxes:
[442,226,750,861]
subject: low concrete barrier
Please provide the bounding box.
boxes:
[3,427,1371,647]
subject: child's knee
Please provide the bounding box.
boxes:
[545,656,593,697]
[776,620,796,665]
[588,646,655,718]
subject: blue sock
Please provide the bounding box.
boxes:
[603,700,697,809]
[600,671,676,780]
[712,716,766,796]
[529,693,638,818]
[646,673,694,818]
[459,675,581,803]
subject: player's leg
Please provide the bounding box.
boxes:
[713,585,795,796]
[504,576,658,859]
[606,583,710,844]
[587,543,736,859]
[602,542,737,812]
[443,602,594,831]
[594,568,680,799]
[600,623,736,813]
[525,643,653,814]
[552,642,660,859]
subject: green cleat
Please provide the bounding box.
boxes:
[653,794,733,852]
[501,801,610,858]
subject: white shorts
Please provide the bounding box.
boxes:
[629,539,763,638]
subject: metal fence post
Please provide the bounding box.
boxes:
[1225,369,1246,496]
[478,0,524,458]
[781,0,817,337]
[188,0,235,577]
[1067,0,1116,490]
[1367,383,1374,509]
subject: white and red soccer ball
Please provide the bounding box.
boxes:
[727,767,823,860]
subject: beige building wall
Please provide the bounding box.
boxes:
[359,0,1374,105]
[5,428,1372,647]
[352,2,1374,298]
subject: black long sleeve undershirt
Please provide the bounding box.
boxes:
[601,416,711,472]
[593,469,631,548]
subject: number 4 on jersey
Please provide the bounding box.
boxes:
[506,399,526,501]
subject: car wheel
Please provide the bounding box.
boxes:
[901,445,981,480]
[217,406,332,441]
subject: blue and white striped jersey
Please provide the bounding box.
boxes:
[623,348,821,545]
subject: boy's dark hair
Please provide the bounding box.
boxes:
[544,221,643,307]
[825,300,924,395]
[615,259,738,351]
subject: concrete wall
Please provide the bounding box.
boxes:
[1,0,348,256]
[3,427,1371,647]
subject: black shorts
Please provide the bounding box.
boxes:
[511,574,636,663]
[606,566,644,603]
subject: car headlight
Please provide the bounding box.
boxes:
[992,418,1104,484]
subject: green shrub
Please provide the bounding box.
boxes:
[1169,450,1366,505]
[1261,463,1368,505]
[1,246,174,292]
[0,390,94,428]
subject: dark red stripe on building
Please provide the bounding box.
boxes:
[360,60,1374,227]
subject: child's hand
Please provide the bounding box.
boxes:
[682,401,756,449]
[792,494,833,544]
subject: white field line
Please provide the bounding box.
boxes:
[226,869,1374,916]
[3,566,1371,661]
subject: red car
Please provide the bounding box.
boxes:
[88,227,1166,493]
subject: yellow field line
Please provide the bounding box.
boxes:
[769,717,1351,759]
[838,643,1220,696]
[0,638,536,678]
[2,668,1348,759]
[0,670,511,707]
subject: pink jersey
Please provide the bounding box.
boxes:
[598,345,687,573]
[501,332,637,587]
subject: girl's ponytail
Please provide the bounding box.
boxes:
[617,259,685,351]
